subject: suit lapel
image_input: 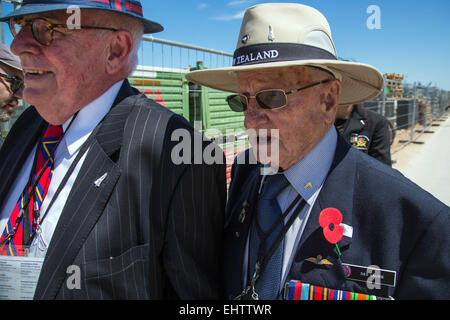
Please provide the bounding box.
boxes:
[0,109,46,208]
[34,81,138,299]
[224,161,262,298]
[286,134,356,286]
[297,134,355,252]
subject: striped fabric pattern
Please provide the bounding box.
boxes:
[86,0,143,15]
[0,125,63,256]
[23,81,226,300]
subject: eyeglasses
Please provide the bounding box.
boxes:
[226,79,332,112]
[9,17,119,46]
[0,73,24,94]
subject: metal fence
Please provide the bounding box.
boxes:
[1,36,449,173]
[360,77,449,153]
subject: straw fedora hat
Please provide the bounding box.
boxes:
[186,3,384,105]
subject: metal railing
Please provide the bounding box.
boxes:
[361,80,449,153]
[1,34,449,155]
[140,36,233,72]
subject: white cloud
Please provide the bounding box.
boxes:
[197,3,209,10]
[227,0,253,6]
[213,10,245,21]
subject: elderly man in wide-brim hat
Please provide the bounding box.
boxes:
[0,0,226,300]
[187,3,449,300]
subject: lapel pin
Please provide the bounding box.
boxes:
[94,172,108,188]
[239,209,246,224]
[305,255,333,266]
[268,25,275,41]
[304,182,313,190]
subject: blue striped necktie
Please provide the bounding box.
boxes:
[249,173,289,299]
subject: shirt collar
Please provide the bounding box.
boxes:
[283,126,337,203]
[61,80,124,156]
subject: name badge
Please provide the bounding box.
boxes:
[342,263,397,287]
[0,254,44,300]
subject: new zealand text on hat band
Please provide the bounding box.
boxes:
[233,43,337,67]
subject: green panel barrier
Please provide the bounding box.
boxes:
[128,67,190,120]
[188,62,245,135]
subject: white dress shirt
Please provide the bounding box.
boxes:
[243,126,337,288]
[0,80,124,257]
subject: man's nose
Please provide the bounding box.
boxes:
[244,98,266,129]
[10,24,40,57]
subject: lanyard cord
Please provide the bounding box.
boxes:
[241,193,307,300]
[0,116,78,247]
[34,124,101,232]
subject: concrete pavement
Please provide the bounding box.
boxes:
[393,114,450,206]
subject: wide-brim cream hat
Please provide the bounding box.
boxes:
[186,3,384,105]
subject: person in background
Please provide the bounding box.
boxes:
[0,0,226,300]
[187,3,449,300]
[335,103,392,166]
[0,43,23,148]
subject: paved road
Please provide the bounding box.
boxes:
[394,115,450,206]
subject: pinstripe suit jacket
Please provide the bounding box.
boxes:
[0,80,227,300]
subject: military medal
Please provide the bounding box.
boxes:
[284,281,392,300]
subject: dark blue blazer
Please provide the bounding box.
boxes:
[224,131,449,300]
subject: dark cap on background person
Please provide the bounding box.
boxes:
[0,43,22,78]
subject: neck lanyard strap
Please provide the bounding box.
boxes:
[253,195,306,283]
[23,122,101,246]
[36,125,101,228]
[235,194,307,300]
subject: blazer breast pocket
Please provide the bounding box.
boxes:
[79,244,150,299]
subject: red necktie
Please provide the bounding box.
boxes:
[0,125,63,256]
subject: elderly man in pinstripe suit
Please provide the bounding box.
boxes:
[0,1,226,299]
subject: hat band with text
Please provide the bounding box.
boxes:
[233,43,337,67]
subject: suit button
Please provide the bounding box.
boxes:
[235,232,240,238]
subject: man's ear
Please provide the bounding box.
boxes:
[324,79,341,110]
[105,30,134,75]
[321,79,342,124]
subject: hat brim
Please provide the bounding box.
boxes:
[186,60,384,106]
[0,4,163,34]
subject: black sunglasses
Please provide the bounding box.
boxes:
[9,17,119,46]
[226,79,332,112]
[0,72,24,94]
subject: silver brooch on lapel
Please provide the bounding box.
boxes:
[94,172,108,188]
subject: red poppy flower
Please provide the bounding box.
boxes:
[319,208,344,244]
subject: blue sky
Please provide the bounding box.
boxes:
[1,0,449,90]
